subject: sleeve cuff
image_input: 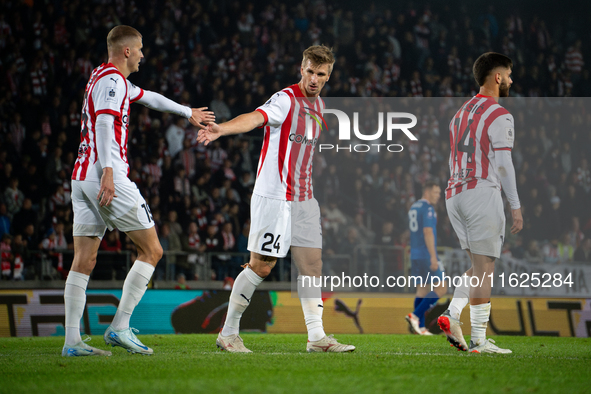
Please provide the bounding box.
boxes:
[493,147,512,151]
[130,89,144,103]
[95,109,121,118]
[255,108,268,127]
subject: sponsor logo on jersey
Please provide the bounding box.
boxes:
[289,132,318,146]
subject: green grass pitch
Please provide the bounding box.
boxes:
[0,334,589,394]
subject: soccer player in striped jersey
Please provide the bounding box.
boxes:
[198,45,355,353]
[63,25,214,357]
[437,52,523,354]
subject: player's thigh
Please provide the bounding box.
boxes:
[106,180,155,233]
[462,188,505,259]
[291,197,322,250]
[247,194,291,258]
[126,226,162,266]
[71,180,108,239]
[291,246,322,276]
[410,258,443,288]
[446,196,468,250]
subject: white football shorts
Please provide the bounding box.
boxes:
[248,193,322,258]
[71,179,154,238]
[446,187,505,259]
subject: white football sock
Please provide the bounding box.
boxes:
[470,302,491,344]
[221,267,264,337]
[111,260,154,331]
[448,274,470,320]
[64,271,89,345]
[298,275,325,342]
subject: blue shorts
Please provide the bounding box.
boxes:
[410,258,444,285]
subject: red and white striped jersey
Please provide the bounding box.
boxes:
[446,94,515,199]
[72,63,144,183]
[254,84,324,202]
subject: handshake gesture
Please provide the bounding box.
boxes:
[188,107,216,129]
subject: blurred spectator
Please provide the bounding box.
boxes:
[100,230,126,280]
[524,240,543,264]
[210,91,231,122]
[557,233,575,263]
[573,238,591,263]
[0,203,10,238]
[183,222,206,270]
[166,118,186,159]
[4,178,24,219]
[174,273,190,289]
[1,234,13,279]
[11,234,25,280]
[510,236,526,260]
[204,223,222,280]
[157,222,182,281]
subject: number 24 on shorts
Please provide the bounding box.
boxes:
[262,233,281,253]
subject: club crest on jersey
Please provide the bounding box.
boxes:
[506,127,514,142]
[105,87,118,103]
[77,143,90,157]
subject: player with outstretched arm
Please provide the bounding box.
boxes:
[197,45,355,353]
[62,25,214,357]
[437,52,523,354]
[405,180,447,335]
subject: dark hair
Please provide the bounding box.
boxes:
[473,52,513,86]
[423,180,439,193]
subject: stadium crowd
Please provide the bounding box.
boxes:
[0,0,590,281]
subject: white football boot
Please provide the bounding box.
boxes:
[62,336,112,357]
[104,326,153,355]
[469,338,512,354]
[419,327,434,336]
[216,333,252,353]
[405,313,422,335]
[307,335,355,353]
[437,310,468,351]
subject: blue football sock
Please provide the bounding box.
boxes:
[413,291,439,328]
[413,297,424,326]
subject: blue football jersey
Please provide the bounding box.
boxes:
[408,199,437,260]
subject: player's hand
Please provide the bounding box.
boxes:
[189,107,215,129]
[197,123,223,146]
[510,208,523,234]
[430,256,439,272]
[98,168,117,207]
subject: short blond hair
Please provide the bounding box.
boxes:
[302,45,335,74]
[107,25,142,55]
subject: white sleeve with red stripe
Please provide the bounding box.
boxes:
[92,74,125,118]
[129,81,144,103]
[256,91,291,127]
[488,113,514,151]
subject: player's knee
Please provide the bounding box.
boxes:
[142,243,163,265]
[249,259,275,278]
[152,243,163,263]
[251,264,272,278]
